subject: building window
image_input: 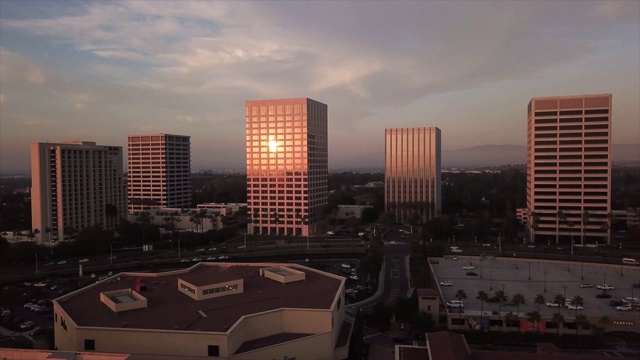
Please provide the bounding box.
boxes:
[208,345,220,357]
[84,339,95,351]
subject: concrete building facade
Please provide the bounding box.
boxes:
[245,98,328,236]
[527,94,612,245]
[385,127,441,224]
[31,141,127,243]
[53,263,350,360]
[127,134,192,213]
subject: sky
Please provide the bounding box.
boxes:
[0,1,638,173]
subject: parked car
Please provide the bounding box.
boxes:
[579,283,594,288]
[180,259,190,263]
[452,257,458,261]
[208,247,217,251]
[609,300,624,306]
[597,284,614,290]
[596,293,612,299]
[78,258,89,263]
[567,304,584,310]
[546,302,559,307]
[616,305,632,311]
[462,265,474,270]
[196,248,205,252]
[19,321,35,330]
[207,256,217,260]
[57,260,67,265]
[341,264,351,268]
[452,249,463,253]
[349,275,359,281]
[440,281,453,287]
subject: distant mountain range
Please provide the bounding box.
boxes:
[442,143,640,168]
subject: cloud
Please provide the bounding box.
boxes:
[0,48,48,85]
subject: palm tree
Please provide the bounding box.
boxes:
[529,210,539,243]
[477,290,489,328]
[455,289,467,329]
[32,228,40,245]
[512,293,525,317]
[528,310,542,333]
[534,294,545,313]
[581,210,590,246]
[556,210,567,244]
[552,312,564,337]
[575,313,588,335]
[504,311,518,332]
[571,295,585,323]
[553,294,565,314]
[495,290,508,330]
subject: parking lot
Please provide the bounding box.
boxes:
[432,256,640,319]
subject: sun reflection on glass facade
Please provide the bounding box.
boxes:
[385,127,441,224]
[246,98,328,236]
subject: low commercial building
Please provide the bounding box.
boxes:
[53,262,350,359]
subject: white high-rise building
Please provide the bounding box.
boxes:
[527,94,612,245]
[127,134,192,212]
[31,141,127,242]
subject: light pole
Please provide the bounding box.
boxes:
[490,271,493,291]
[544,270,548,293]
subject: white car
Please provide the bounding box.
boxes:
[192,258,200,262]
[207,256,217,260]
[90,274,96,279]
[57,260,67,265]
[180,259,190,263]
[341,264,351,268]
[482,243,492,247]
[597,284,615,290]
[579,284,594,288]
[440,281,453,286]
[567,304,584,310]
[546,302,559,307]
[326,231,335,235]
[19,321,34,330]
[237,245,246,249]
[446,300,464,308]
[358,232,366,236]
[616,305,632,311]
[452,249,463,253]
[462,265,474,270]
[208,247,217,251]
[78,258,89,263]
[452,257,458,261]
[349,275,359,281]
[196,248,205,252]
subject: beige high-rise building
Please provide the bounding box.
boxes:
[31,141,127,243]
[385,127,441,224]
[245,98,328,236]
[527,94,612,245]
[127,134,192,212]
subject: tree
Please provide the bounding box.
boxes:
[504,311,518,332]
[455,289,467,329]
[534,294,545,314]
[495,290,508,330]
[512,293,525,317]
[581,210,590,246]
[32,228,40,245]
[477,290,489,326]
[552,312,564,337]
[136,211,156,244]
[529,210,539,243]
[575,313,588,336]
[571,295,585,329]
[528,311,542,335]
[556,210,567,244]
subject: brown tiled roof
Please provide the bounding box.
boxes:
[234,333,313,354]
[57,263,342,333]
[417,288,440,298]
[427,331,471,360]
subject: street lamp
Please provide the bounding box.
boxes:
[543,270,548,293]
[490,271,493,291]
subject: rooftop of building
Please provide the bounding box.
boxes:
[56,262,343,333]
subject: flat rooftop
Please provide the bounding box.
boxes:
[432,256,640,319]
[57,263,342,333]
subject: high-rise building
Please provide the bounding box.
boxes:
[245,98,328,236]
[385,127,441,224]
[31,141,127,243]
[527,94,612,245]
[127,133,192,212]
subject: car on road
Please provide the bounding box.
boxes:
[446,300,464,308]
[107,256,117,260]
[192,258,200,262]
[546,302,559,307]
[616,305,632,311]
[180,259,190,263]
[90,274,96,279]
[34,282,47,287]
[341,264,351,268]
[597,284,614,290]
[196,248,205,252]
[452,249,463,253]
[349,275,359,281]
[1,310,10,317]
[579,283,594,288]
[462,265,474,270]
[326,231,335,235]
[567,304,584,310]
[207,256,217,260]
[78,258,89,263]
[527,245,536,248]
[208,247,217,251]
[218,255,228,260]
[19,321,35,330]
[440,281,453,286]
[57,260,67,265]
[482,243,491,247]
[29,328,45,336]
[237,245,246,249]
[346,288,357,294]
